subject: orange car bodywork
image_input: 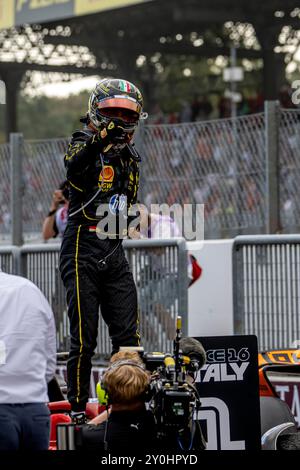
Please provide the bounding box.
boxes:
[258,349,300,397]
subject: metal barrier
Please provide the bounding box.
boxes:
[20,244,68,352]
[0,239,188,356]
[0,245,20,274]
[233,235,300,350]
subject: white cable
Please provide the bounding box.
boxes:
[69,152,105,218]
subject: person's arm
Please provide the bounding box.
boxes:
[128,227,141,239]
[29,286,57,384]
[45,303,57,384]
[88,408,111,425]
[42,190,64,241]
[46,320,56,384]
[128,203,142,240]
[65,123,125,177]
[64,132,99,176]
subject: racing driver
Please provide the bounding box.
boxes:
[59,78,146,424]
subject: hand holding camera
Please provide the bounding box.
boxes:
[49,189,65,213]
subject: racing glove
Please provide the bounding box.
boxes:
[93,121,128,152]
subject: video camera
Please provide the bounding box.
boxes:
[57,317,206,451]
[119,316,207,449]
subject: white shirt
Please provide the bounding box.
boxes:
[150,214,181,239]
[140,214,192,279]
[140,214,181,239]
[0,272,56,403]
[55,205,68,237]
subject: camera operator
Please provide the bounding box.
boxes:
[76,336,207,453]
[77,350,158,453]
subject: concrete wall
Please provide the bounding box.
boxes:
[187,239,234,337]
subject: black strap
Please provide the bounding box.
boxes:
[47,209,56,217]
[53,218,59,238]
[126,143,141,162]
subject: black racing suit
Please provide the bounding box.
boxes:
[59,125,141,412]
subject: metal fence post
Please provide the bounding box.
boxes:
[0,246,21,275]
[10,133,24,246]
[232,239,245,335]
[177,238,189,336]
[12,246,22,275]
[265,100,280,234]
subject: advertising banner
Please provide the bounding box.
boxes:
[0,0,152,30]
[74,0,149,16]
[195,335,261,450]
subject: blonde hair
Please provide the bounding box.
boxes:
[103,350,150,404]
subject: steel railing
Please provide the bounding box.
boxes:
[233,234,300,350]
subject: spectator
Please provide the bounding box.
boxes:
[168,112,179,124]
[131,204,202,286]
[279,84,296,109]
[197,95,213,120]
[237,94,250,116]
[218,95,232,118]
[42,180,69,241]
[148,103,165,125]
[129,204,202,346]
[0,269,56,450]
[179,100,192,122]
[1,204,10,232]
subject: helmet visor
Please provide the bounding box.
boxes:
[97,97,142,115]
[97,107,140,124]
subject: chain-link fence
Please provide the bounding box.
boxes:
[279,108,300,231]
[23,139,67,235]
[1,102,299,243]
[0,143,11,237]
[139,113,266,238]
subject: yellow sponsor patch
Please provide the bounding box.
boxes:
[99,166,114,183]
[99,182,113,192]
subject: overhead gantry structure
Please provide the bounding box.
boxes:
[1,0,300,139]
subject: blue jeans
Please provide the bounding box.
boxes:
[0,403,50,450]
